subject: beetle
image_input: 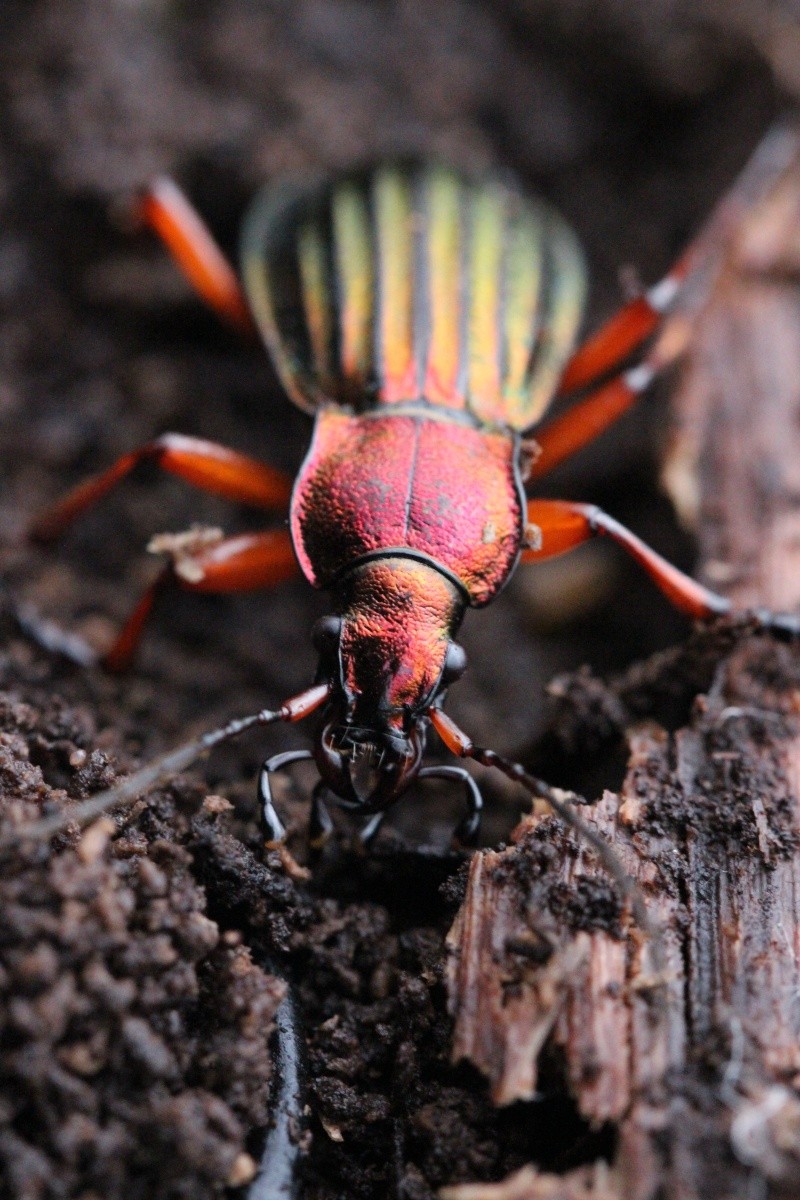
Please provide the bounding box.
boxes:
[25,160,800,852]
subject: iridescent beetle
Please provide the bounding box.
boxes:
[27,161,800,849]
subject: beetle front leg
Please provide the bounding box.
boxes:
[257,750,315,845]
[309,783,335,851]
[419,765,483,847]
[358,810,386,848]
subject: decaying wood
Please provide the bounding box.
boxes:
[446,128,800,1200]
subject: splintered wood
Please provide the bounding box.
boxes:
[446,130,800,1200]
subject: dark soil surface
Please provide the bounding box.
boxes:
[0,2,794,1197]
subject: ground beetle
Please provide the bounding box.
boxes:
[23,161,800,854]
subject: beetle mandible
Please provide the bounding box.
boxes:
[26,161,800,851]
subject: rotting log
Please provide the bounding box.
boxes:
[445,128,800,1200]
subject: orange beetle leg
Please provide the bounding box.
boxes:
[529,251,695,482]
[132,176,255,335]
[558,251,691,397]
[29,433,293,542]
[529,359,659,481]
[104,529,299,671]
[522,499,730,620]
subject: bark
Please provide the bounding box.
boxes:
[445,128,800,1200]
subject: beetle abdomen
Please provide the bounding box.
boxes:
[291,409,524,606]
[242,161,586,431]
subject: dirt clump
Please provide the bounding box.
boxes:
[0,687,283,1200]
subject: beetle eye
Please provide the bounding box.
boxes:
[312,615,342,651]
[442,642,467,684]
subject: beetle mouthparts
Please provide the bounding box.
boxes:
[347,738,383,765]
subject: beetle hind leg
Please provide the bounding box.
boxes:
[130,176,255,335]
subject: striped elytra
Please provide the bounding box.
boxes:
[241,162,587,431]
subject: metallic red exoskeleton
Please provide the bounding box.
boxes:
[29,162,799,847]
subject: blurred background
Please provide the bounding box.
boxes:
[1,0,798,834]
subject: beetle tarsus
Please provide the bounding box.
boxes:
[358,809,386,848]
[752,607,800,641]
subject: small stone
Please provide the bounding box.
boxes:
[321,1118,344,1143]
[227,1153,257,1187]
[77,818,115,865]
[202,794,233,815]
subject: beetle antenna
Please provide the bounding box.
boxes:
[429,708,665,978]
[3,683,330,847]
[476,747,658,944]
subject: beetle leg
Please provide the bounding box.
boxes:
[309,783,335,851]
[258,750,315,845]
[557,253,692,398]
[131,176,255,334]
[30,433,293,543]
[358,810,386,848]
[529,350,671,481]
[523,499,730,619]
[530,252,698,481]
[419,765,483,847]
[104,529,299,671]
[522,500,800,637]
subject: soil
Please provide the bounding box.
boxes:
[0,2,796,1198]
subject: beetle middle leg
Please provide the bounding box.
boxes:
[528,250,696,481]
[29,433,292,543]
[104,528,299,670]
[28,435,297,670]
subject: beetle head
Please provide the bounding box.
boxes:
[310,558,467,810]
